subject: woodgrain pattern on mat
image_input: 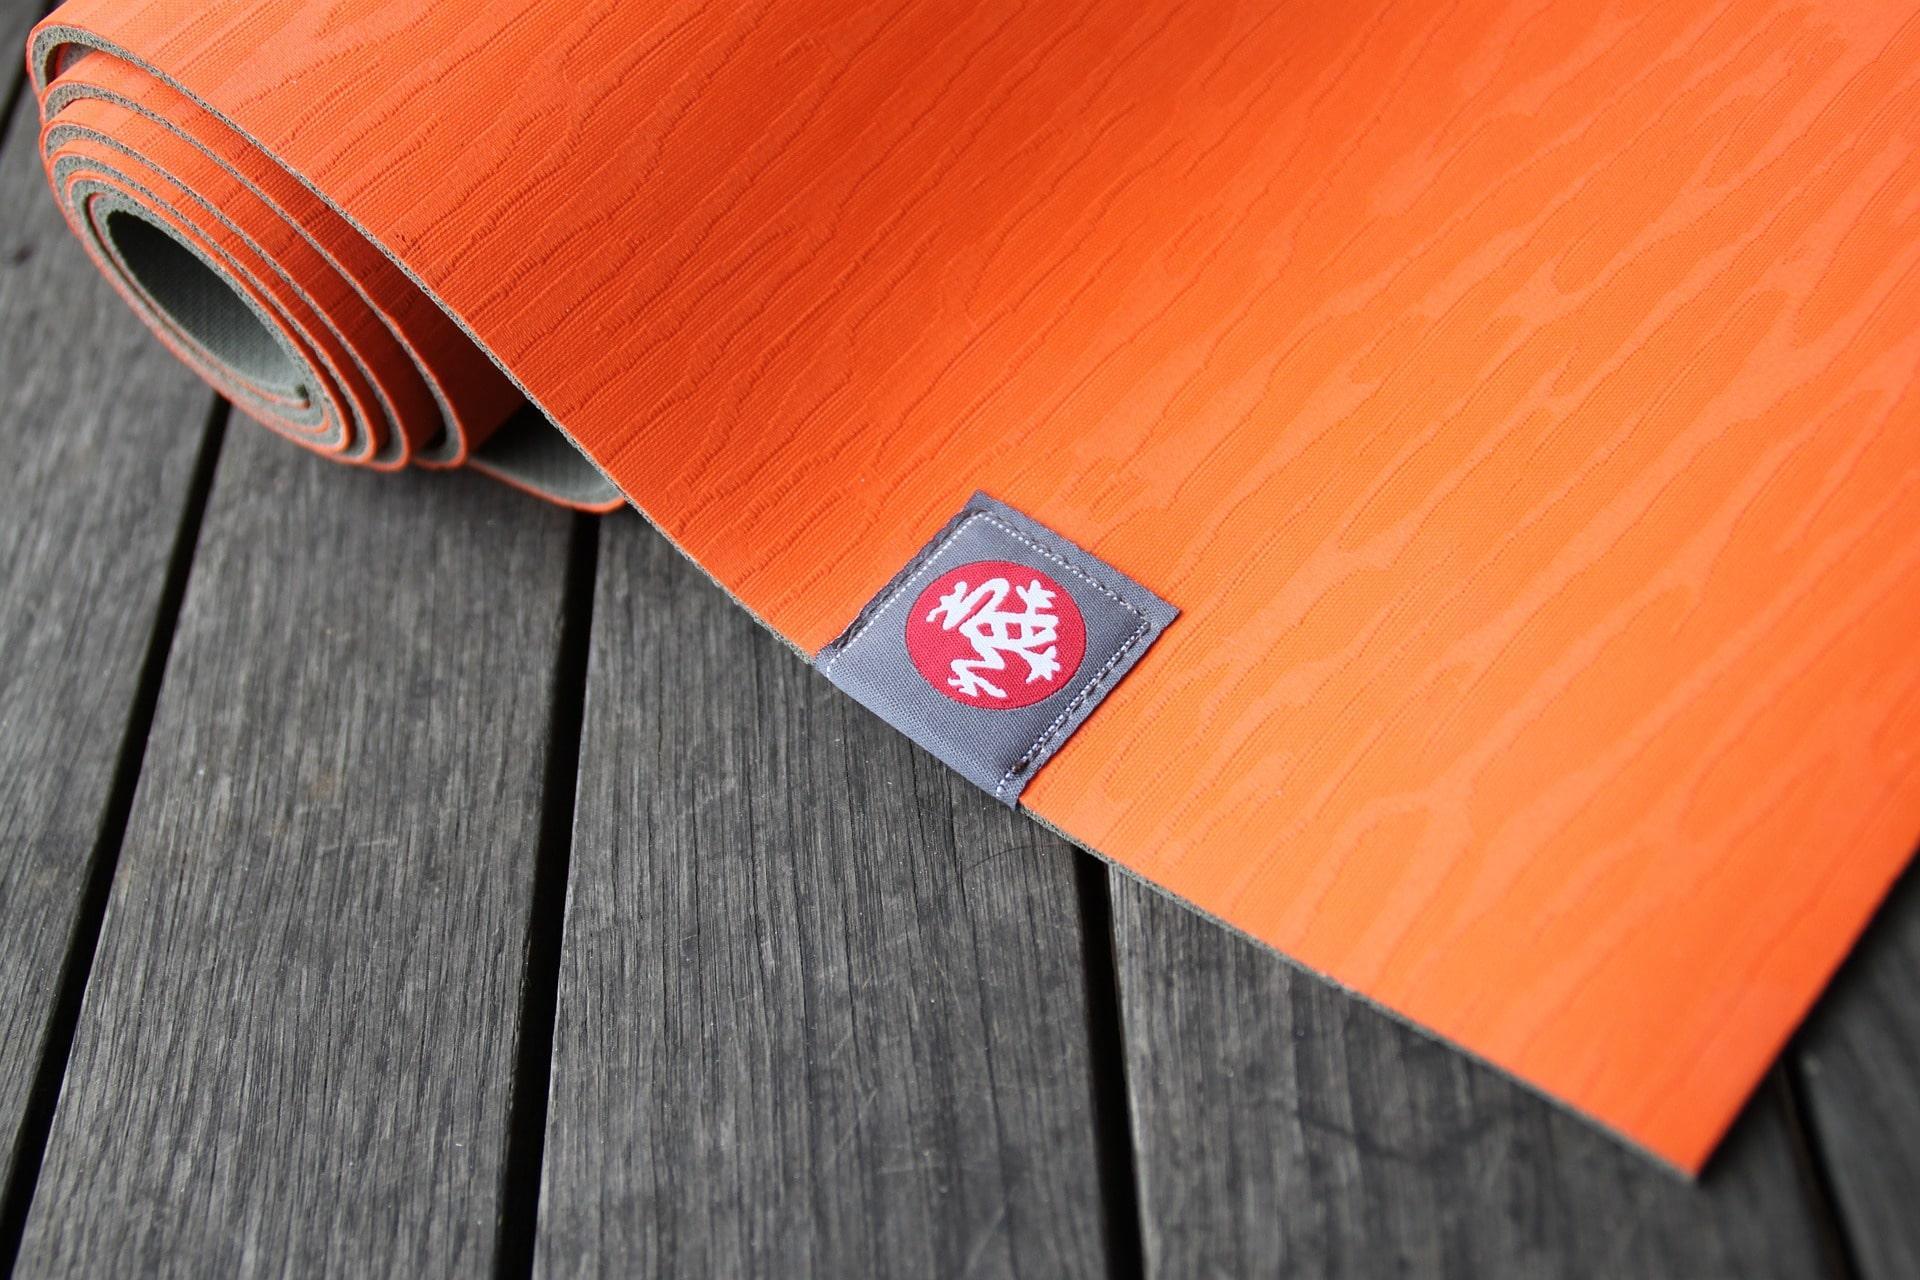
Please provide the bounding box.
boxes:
[27,0,1920,1166]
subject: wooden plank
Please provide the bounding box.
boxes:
[0,3,46,109]
[1793,862,1920,1280]
[12,426,579,1277]
[1111,874,1842,1278]
[534,517,1112,1278]
[0,82,216,1199]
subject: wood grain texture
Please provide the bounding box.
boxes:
[32,0,1920,1168]
[1110,872,1839,1279]
[534,516,1110,1279]
[1793,861,1920,1280]
[0,0,45,103]
[11,427,574,1279]
[0,89,214,1188]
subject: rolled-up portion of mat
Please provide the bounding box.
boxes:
[35,25,620,507]
[28,0,1920,1171]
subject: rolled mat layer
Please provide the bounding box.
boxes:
[27,0,1920,1172]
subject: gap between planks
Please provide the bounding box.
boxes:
[0,403,226,1274]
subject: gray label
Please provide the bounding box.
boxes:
[818,493,1177,806]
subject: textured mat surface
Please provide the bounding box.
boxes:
[28,0,1920,1170]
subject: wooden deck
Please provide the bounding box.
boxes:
[2,29,1917,1277]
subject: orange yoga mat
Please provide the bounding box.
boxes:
[28,0,1920,1172]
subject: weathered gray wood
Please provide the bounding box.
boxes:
[534,517,1111,1279]
[0,3,46,108]
[0,84,216,1188]
[1793,863,1920,1280]
[1111,874,1841,1279]
[13,427,577,1278]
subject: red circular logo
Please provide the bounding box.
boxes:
[905,560,1086,709]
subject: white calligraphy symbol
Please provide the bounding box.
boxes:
[925,576,1063,700]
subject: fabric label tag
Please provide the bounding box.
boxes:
[818,493,1177,806]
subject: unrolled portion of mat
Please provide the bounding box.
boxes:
[28,0,1920,1172]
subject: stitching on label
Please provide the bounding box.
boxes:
[992,610,1149,800]
[819,512,988,677]
[819,499,1150,800]
[963,518,1148,799]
